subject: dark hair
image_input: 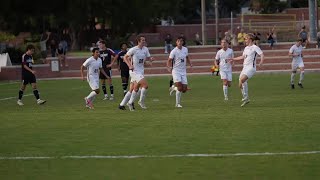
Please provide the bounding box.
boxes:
[221,38,230,44]
[120,42,127,49]
[297,38,303,42]
[245,33,255,41]
[136,35,145,44]
[99,40,106,45]
[91,47,100,53]
[26,44,35,51]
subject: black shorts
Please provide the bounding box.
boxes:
[302,38,307,43]
[22,74,36,85]
[99,68,112,79]
[121,69,129,79]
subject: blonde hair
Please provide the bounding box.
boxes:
[245,33,255,41]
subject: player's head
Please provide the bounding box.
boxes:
[92,47,100,58]
[99,40,106,49]
[220,38,229,49]
[26,44,35,55]
[244,33,255,45]
[176,37,184,47]
[120,42,128,50]
[136,35,146,46]
[296,38,303,46]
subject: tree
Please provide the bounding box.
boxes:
[249,0,287,13]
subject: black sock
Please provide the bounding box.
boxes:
[102,84,107,95]
[169,79,174,87]
[33,89,40,100]
[110,84,114,95]
[122,83,128,92]
[18,90,24,100]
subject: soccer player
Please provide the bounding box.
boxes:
[81,48,110,109]
[125,35,154,111]
[108,43,129,96]
[228,33,264,107]
[214,39,234,101]
[167,37,193,108]
[289,38,305,89]
[98,40,116,100]
[17,45,46,106]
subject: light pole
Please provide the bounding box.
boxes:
[201,0,207,45]
[215,0,219,45]
[309,0,317,41]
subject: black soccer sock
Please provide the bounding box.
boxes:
[110,84,114,95]
[18,90,24,100]
[102,84,107,95]
[169,79,174,87]
[33,89,40,100]
[122,83,128,91]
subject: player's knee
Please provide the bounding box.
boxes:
[292,71,297,73]
[95,89,100,94]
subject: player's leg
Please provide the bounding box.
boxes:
[298,65,305,88]
[85,78,99,109]
[100,77,108,100]
[107,69,114,100]
[220,71,228,100]
[31,82,46,105]
[127,81,139,111]
[119,80,134,110]
[138,78,148,109]
[239,73,249,100]
[121,69,129,96]
[290,62,298,89]
[17,81,27,106]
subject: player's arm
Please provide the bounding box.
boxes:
[145,56,154,66]
[123,54,133,70]
[80,65,86,81]
[228,55,244,63]
[186,56,192,67]
[167,57,173,72]
[23,65,36,74]
[107,54,118,68]
[288,49,299,58]
[259,53,264,66]
[99,68,110,79]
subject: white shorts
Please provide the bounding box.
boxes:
[292,60,304,71]
[220,71,232,81]
[240,66,256,79]
[129,70,144,83]
[87,76,99,90]
[172,71,188,84]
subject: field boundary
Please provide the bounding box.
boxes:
[1,150,320,160]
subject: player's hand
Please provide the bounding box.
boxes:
[150,57,155,62]
[259,63,263,68]
[226,58,233,63]
[31,70,36,75]
[106,64,112,68]
[167,66,172,73]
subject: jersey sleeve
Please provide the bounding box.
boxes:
[98,59,102,68]
[146,48,151,58]
[82,58,91,67]
[108,48,116,56]
[215,51,220,60]
[289,46,294,54]
[255,46,263,55]
[126,47,135,57]
[231,49,234,58]
[22,54,27,66]
[169,49,175,59]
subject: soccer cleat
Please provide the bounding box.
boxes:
[127,103,134,111]
[224,97,229,101]
[118,105,126,110]
[291,84,295,89]
[175,104,183,108]
[103,96,109,100]
[241,99,250,107]
[37,99,46,105]
[298,83,303,88]
[17,100,24,106]
[84,97,94,109]
[138,101,147,109]
[109,96,114,101]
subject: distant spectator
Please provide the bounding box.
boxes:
[298,26,308,48]
[253,29,261,46]
[237,28,246,46]
[194,32,202,45]
[39,31,50,61]
[267,29,275,49]
[224,30,232,46]
[164,33,173,53]
[50,39,57,57]
[57,41,68,67]
[317,31,320,48]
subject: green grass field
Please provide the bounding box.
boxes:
[0,73,320,180]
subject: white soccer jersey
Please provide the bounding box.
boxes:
[82,56,102,80]
[215,48,234,72]
[289,44,303,62]
[169,46,188,73]
[242,45,263,69]
[126,46,150,74]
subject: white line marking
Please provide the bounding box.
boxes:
[1,151,319,160]
[0,94,33,101]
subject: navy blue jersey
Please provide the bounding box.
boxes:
[117,50,129,70]
[100,48,115,69]
[21,54,33,76]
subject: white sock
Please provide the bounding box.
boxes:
[87,91,97,101]
[120,92,132,106]
[176,90,182,105]
[223,85,228,98]
[299,71,304,83]
[291,73,296,84]
[242,82,248,99]
[128,90,138,104]
[139,87,147,103]
[137,88,141,98]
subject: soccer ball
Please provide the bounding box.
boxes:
[210,65,218,72]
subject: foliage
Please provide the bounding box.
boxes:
[0,32,15,42]
[250,0,287,13]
